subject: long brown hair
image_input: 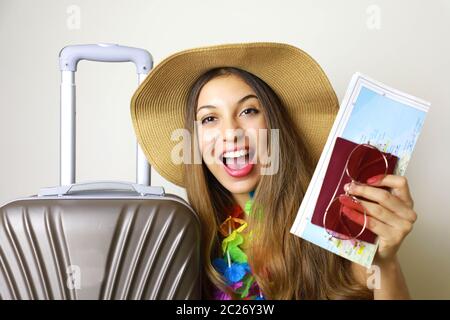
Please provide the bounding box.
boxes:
[183,67,373,299]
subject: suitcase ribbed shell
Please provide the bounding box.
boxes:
[0,195,201,300]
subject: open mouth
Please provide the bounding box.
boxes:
[219,147,256,178]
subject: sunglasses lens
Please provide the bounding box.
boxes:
[324,197,366,240]
[347,144,387,183]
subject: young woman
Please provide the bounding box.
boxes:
[131,42,417,300]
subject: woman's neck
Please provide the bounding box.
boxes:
[232,192,251,211]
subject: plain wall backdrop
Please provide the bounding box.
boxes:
[0,0,449,299]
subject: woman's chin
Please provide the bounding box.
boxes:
[216,163,261,195]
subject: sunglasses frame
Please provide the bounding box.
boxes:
[322,141,389,241]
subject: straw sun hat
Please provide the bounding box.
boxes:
[130,42,339,187]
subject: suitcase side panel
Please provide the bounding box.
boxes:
[0,198,201,300]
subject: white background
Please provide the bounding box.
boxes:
[0,0,449,299]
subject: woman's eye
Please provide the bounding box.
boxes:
[201,116,216,125]
[241,108,259,116]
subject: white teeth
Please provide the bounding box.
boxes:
[222,149,249,159]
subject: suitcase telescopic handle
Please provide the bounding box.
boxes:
[58,44,153,186]
[59,44,152,74]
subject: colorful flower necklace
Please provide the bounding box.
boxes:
[212,191,265,300]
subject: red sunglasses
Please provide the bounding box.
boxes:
[322,141,392,241]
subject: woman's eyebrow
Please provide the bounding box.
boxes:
[196,94,258,114]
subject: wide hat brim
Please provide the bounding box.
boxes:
[131,42,338,188]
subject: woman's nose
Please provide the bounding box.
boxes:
[221,118,244,142]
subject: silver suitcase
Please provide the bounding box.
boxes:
[0,44,201,300]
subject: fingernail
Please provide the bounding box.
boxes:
[366,174,384,185]
[342,206,364,226]
[340,195,365,212]
[344,183,350,192]
[339,194,351,204]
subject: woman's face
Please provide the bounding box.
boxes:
[195,73,268,195]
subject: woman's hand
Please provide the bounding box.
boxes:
[340,174,417,263]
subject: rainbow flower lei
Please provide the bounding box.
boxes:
[212,191,265,300]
